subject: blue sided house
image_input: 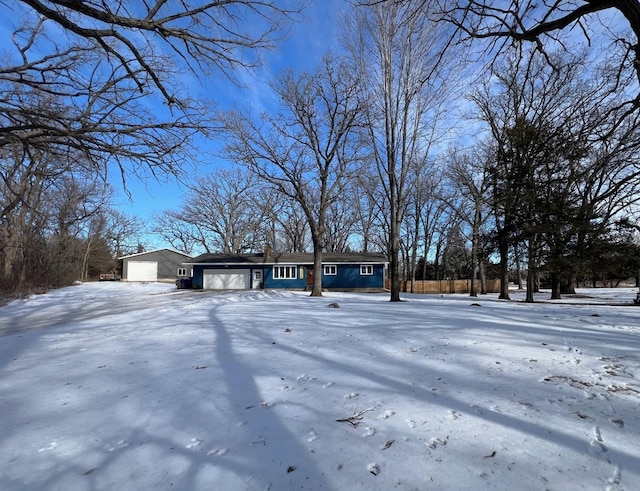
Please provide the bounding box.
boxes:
[186,252,388,291]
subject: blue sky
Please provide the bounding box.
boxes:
[114,0,345,249]
[0,0,343,249]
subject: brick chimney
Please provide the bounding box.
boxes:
[263,243,272,258]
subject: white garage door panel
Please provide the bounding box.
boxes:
[203,269,250,289]
[128,261,158,281]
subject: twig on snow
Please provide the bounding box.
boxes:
[336,406,377,428]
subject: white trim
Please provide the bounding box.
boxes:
[273,265,297,279]
[119,248,192,260]
[324,265,337,276]
[360,264,374,275]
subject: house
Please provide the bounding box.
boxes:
[119,248,192,282]
[186,252,388,291]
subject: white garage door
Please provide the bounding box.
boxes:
[203,269,250,290]
[127,261,158,281]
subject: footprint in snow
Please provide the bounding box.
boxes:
[38,442,58,453]
[207,448,228,457]
[107,440,129,452]
[594,426,603,442]
[589,439,606,455]
[608,465,622,486]
[343,392,359,399]
[297,374,316,383]
[367,462,380,475]
[362,426,376,438]
[406,419,417,428]
[186,438,203,449]
[589,426,607,455]
[426,437,448,449]
[307,430,319,442]
[378,410,395,420]
[448,410,461,420]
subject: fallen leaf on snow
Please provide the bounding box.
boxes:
[382,440,395,450]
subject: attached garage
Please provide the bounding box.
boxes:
[127,261,158,282]
[203,269,250,290]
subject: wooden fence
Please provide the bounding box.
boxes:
[385,279,501,294]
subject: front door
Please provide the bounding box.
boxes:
[306,267,314,289]
[252,270,263,289]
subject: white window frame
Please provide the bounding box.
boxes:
[324,264,337,276]
[360,264,373,276]
[177,267,189,277]
[273,265,297,280]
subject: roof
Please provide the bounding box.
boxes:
[118,248,192,260]
[186,252,388,266]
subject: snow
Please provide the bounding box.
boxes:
[1,282,639,490]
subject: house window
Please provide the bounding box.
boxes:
[273,266,297,279]
[360,264,373,276]
[177,267,189,277]
[324,265,337,276]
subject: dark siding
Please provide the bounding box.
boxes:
[191,262,385,290]
[192,264,204,289]
[263,265,306,289]
[123,249,190,282]
[324,264,384,289]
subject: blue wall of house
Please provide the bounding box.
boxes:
[263,266,307,289]
[321,263,384,289]
[192,265,204,289]
[191,263,385,290]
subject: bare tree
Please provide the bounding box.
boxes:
[402,158,445,293]
[153,168,269,254]
[445,148,491,297]
[324,198,359,253]
[2,0,302,192]
[351,167,387,254]
[345,0,458,301]
[15,0,302,98]
[221,55,364,296]
[270,199,311,253]
[154,210,201,255]
[106,211,146,258]
[436,1,640,105]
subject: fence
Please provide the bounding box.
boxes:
[385,279,501,294]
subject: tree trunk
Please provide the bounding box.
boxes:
[525,239,536,303]
[389,170,402,302]
[561,272,577,294]
[515,248,523,290]
[498,233,510,300]
[550,272,562,299]
[470,204,481,297]
[479,260,487,294]
[310,231,324,297]
[410,239,418,294]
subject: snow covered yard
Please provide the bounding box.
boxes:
[0,282,639,490]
